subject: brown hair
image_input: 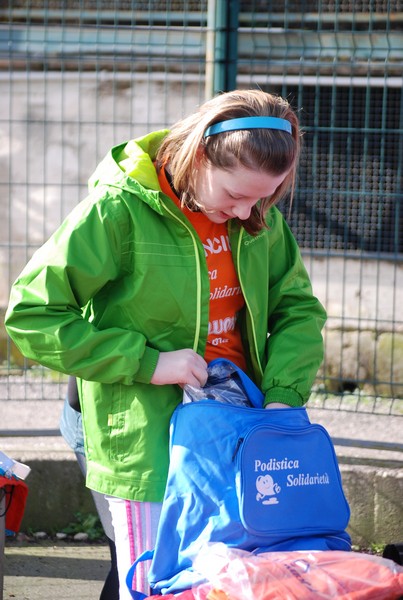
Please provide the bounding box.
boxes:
[156,89,301,235]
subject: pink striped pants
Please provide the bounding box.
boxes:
[106,496,162,599]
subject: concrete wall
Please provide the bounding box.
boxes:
[0,72,203,302]
[342,465,403,545]
[18,455,403,547]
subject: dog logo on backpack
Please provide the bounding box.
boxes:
[256,474,281,505]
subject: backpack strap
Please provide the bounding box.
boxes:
[126,549,155,599]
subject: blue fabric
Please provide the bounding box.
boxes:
[59,397,85,454]
[145,360,351,595]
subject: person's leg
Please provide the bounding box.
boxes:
[100,536,119,600]
[75,452,119,599]
[75,452,115,540]
[106,497,162,599]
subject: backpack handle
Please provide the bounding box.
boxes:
[126,549,155,599]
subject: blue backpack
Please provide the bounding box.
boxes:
[128,359,351,597]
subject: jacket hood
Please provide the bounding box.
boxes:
[87,129,170,210]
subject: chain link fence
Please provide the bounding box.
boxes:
[0,1,402,421]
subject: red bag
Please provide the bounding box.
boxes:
[0,475,29,534]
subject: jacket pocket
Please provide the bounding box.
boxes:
[107,384,132,461]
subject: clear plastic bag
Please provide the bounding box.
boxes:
[183,360,252,407]
[192,543,403,600]
[0,450,30,480]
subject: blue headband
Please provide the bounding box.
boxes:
[204,116,293,138]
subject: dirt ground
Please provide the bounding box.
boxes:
[2,539,110,600]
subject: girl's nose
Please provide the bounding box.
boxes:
[231,201,253,220]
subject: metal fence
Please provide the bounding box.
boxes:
[0,1,402,419]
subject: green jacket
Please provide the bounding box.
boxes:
[5,130,326,501]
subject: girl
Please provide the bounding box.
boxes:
[5,89,326,598]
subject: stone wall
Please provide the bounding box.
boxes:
[310,257,403,398]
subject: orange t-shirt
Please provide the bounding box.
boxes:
[157,167,246,370]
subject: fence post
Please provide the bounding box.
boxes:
[205,0,239,99]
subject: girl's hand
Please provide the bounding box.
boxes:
[265,402,291,409]
[151,349,208,387]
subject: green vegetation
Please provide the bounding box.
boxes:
[61,512,105,540]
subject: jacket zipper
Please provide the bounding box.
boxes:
[233,226,263,380]
[160,199,203,353]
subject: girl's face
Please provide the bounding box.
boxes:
[193,160,289,223]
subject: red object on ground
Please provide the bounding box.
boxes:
[0,475,29,533]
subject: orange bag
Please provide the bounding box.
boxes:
[192,544,403,600]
